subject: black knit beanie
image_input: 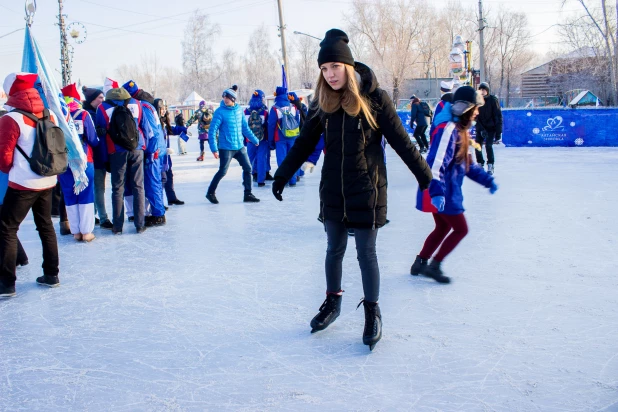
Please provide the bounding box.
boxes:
[82,86,103,105]
[317,29,355,67]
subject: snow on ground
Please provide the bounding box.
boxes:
[1,131,617,411]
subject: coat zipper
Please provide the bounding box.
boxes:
[372,165,379,230]
[320,119,329,225]
[341,113,348,222]
[359,119,366,146]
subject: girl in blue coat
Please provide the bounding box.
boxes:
[413,86,498,284]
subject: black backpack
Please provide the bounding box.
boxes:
[12,109,68,177]
[107,100,139,151]
[248,110,265,141]
[420,101,433,118]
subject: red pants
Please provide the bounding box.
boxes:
[419,213,468,262]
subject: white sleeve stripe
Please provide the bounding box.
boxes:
[431,122,456,180]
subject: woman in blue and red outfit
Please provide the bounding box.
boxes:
[59,84,99,242]
[413,86,498,284]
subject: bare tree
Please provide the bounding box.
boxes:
[291,34,320,89]
[244,25,279,97]
[181,10,220,98]
[344,0,426,104]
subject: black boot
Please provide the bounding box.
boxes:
[359,300,382,350]
[410,255,428,276]
[243,193,260,203]
[421,260,451,284]
[100,220,113,230]
[0,282,16,298]
[265,172,275,181]
[206,193,219,204]
[36,275,60,288]
[145,215,166,227]
[169,199,185,205]
[252,173,258,182]
[59,221,71,236]
[310,294,342,333]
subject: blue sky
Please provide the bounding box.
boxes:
[0,0,574,87]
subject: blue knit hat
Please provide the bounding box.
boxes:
[122,80,139,97]
[222,88,237,102]
[275,86,287,96]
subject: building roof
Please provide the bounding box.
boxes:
[183,91,206,106]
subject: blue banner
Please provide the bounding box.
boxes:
[503,108,618,147]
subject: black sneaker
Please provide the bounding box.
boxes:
[136,226,147,234]
[100,220,113,230]
[265,172,275,181]
[95,217,100,225]
[257,183,266,187]
[206,193,219,204]
[145,215,166,227]
[169,199,185,205]
[410,255,428,276]
[36,275,60,288]
[0,283,16,298]
[243,193,260,203]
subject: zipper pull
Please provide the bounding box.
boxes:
[358,119,361,129]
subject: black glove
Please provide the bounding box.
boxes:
[272,177,286,201]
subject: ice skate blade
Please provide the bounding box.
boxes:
[369,343,376,351]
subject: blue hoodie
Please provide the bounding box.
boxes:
[208,101,259,153]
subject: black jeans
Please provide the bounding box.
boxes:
[162,168,178,202]
[207,148,253,195]
[0,187,58,287]
[110,150,145,230]
[0,205,28,266]
[475,130,495,165]
[413,125,429,150]
[324,220,380,302]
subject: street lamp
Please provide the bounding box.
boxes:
[293,31,322,41]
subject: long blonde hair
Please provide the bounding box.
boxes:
[312,64,378,129]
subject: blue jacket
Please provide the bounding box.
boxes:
[208,101,259,153]
[416,120,494,215]
[268,94,300,144]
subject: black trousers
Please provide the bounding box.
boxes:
[413,125,429,150]
[0,205,28,267]
[0,187,59,287]
[475,130,495,165]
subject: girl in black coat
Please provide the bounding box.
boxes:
[272,29,432,350]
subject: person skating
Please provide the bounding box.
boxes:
[475,82,503,175]
[59,84,99,242]
[155,98,186,205]
[271,29,432,350]
[244,90,270,187]
[205,88,260,204]
[413,86,498,284]
[268,87,301,186]
[186,101,213,162]
[0,73,63,296]
[410,95,429,153]
[83,85,113,230]
[96,86,147,234]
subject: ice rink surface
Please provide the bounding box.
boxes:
[1,134,617,411]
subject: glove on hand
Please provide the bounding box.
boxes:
[431,196,445,212]
[301,162,315,173]
[272,177,287,201]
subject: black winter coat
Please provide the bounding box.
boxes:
[410,102,428,127]
[274,63,432,229]
[476,94,503,134]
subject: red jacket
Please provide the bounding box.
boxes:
[0,88,58,191]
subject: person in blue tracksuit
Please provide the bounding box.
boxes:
[244,90,270,187]
[122,80,166,227]
[268,87,301,186]
[59,84,99,242]
[412,86,498,284]
[205,88,260,204]
[154,98,186,205]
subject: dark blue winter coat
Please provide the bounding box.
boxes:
[410,101,428,127]
[416,120,494,215]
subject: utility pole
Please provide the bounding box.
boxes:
[58,0,71,86]
[478,0,486,84]
[276,0,291,87]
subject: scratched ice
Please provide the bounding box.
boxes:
[1,130,617,411]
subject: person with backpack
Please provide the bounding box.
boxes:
[122,80,166,227]
[82,86,112,229]
[0,73,66,296]
[155,98,186,206]
[268,87,301,186]
[271,30,432,350]
[475,82,502,175]
[95,86,147,234]
[59,84,99,242]
[410,95,430,154]
[413,86,498,284]
[244,90,270,187]
[187,101,213,162]
[205,88,260,204]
